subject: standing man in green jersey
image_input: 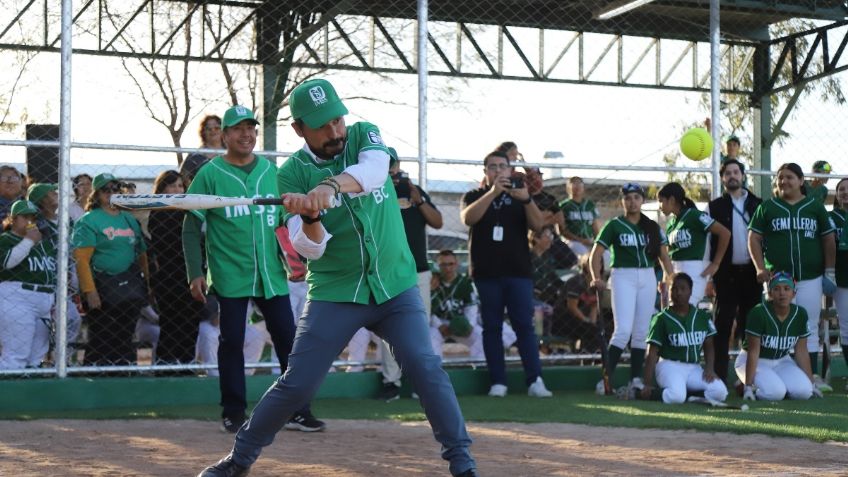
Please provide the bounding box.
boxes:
[198,79,477,477]
[183,105,323,435]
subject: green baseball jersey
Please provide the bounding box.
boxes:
[559,198,599,239]
[71,209,145,275]
[805,181,828,204]
[596,216,667,268]
[748,196,835,281]
[647,306,716,363]
[431,274,477,321]
[0,231,57,285]
[278,121,416,305]
[666,207,714,261]
[743,302,809,360]
[830,208,848,287]
[187,155,288,299]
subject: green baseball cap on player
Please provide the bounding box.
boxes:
[289,79,349,129]
[10,199,39,217]
[387,147,399,165]
[93,173,119,190]
[222,105,259,129]
[726,135,741,145]
[26,183,58,205]
[768,272,796,291]
[812,160,832,173]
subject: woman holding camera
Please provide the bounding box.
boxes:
[72,173,150,366]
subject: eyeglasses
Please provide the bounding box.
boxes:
[0,175,22,184]
[486,163,510,171]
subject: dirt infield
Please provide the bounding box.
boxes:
[1,419,846,476]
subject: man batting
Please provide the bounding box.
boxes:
[183,105,323,434]
[198,79,477,477]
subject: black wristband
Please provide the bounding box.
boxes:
[300,214,322,224]
[519,196,532,204]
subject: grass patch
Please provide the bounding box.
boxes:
[4,377,846,443]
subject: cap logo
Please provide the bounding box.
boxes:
[309,86,327,105]
[235,105,248,116]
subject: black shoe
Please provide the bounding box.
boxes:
[220,415,246,434]
[197,455,250,477]
[377,382,401,402]
[456,469,478,477]
[283,409,326,432]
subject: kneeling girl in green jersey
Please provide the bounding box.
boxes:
[640,272,727,403]
[735,272,821,401]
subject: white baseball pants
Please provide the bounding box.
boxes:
[734,351,813,400]
[672,260,709,305]
[655,358,728,404]
[609,268,657,350]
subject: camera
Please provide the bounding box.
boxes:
[509,176,524,189]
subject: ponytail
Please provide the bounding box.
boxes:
[638,213,661,261]
[658,182,697,213]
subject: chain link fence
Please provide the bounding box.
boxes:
[0,0,846,378]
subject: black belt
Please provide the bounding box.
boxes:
[21,283,56,294]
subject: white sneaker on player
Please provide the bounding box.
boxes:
[812,375,833,393]
[528,377,553,398]
[488,384,508,397]
[595,379,606,395]
[629,377,645,391]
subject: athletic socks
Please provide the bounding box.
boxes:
[842,345,848,366]
[809,351,819,375]
[630,348,645,379]
[607,345,624,377]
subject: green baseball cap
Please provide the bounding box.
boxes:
[26,183,58,205]
[10,199,39,217]
[289,79,349,129]
[726,135,741,145]
[812,160,832,173]
[768,272,796,291]
[93,173,118,190]
[222,105,259,129]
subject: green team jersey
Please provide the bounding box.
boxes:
[647,306,716,363]
[748,196,834,281]
[278,121,416,305]
[830,208,848,287]
[596,216,667,268]
[71,208,145,275]
[187,155,288,299]
[431,274,477,321]
[743,302,809,360]
[559,198,599,239]
[666,207,714,261]
[0,231,57,285]
[804,181,828,204]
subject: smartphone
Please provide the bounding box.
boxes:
[509,176,524,189]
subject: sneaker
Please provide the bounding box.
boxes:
[377,382,401,402]
[219,415,245,434]
[411,392,420,400]
[284,410,326,432]
[615,385,635,400]
[197,455,250,477]
[528,377,553,398]
[595,379,606,396]
[487,384,508,397]
[629,377,645,391]
[813,375,833,393]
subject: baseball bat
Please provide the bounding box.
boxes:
[110,194,285,211]
[820,313,831,382]
[595,288,612,395]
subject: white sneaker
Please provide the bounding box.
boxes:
[812,375,833,393]
[595,379,606,395]
[528,377,553,398]
[630,377,645,391]
[488,384,508,397]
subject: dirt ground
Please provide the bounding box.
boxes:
[1,419,846,477]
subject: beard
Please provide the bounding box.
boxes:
[311,136,346,160]
[724,179,741,191]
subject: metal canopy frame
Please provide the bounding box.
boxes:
[1,0,847,97]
